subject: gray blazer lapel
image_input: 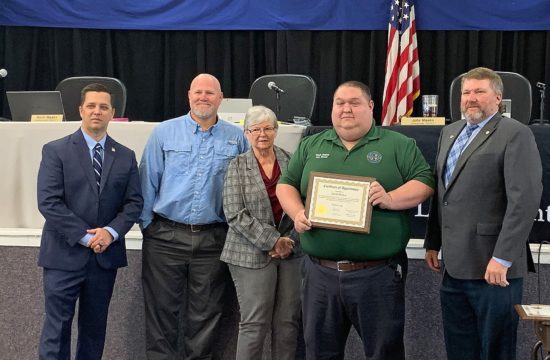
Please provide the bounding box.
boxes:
[274,145,289,172]
[439,121,465,186]
[245,150,265,190]
[446,115,500,190]
[245,151,274,222]
[244,145,290,226]
[273,146,294,234]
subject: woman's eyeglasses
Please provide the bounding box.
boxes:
[247,126,277,135]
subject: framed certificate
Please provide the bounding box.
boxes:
[515,304,550,321]
[304,172,375,233]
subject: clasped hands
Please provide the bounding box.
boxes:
[268,237,295,259]
[86,228,113,254]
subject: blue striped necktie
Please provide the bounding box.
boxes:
[443,124,478,188]
[93,143,103,191]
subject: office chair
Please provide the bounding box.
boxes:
[249,74,317,123]
[449,71,532,124]
[55,76,127,121]
[303,125,332,137]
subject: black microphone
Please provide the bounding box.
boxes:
[0,68,7,79]
[267,81,285,94]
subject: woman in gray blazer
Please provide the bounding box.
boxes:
[222,105,303,360]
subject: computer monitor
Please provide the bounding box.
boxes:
[218,98,252,123]
[6,91,66,122]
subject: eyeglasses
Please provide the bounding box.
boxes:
[247,126,277,135]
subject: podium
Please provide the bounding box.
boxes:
[516,305,550,359]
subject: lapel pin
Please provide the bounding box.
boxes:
[112,147,116,152]
[485,131,490,135]
[450,135,455,139]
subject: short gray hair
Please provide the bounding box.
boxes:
[243,105,278,130]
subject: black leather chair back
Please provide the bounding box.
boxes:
[55,76,127,121]
[449,71,532,124]
[303,125,331,137]
[249,74,317,123]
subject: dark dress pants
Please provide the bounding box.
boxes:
[302,253,407,360]
[39,255,117,360]
[142,218,229,360]
[441,271,523,360]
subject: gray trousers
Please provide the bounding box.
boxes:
[228,256,303,360]
[142,217,229,360]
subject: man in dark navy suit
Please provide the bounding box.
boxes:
[37,83,143,360]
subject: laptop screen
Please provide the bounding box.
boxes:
[6,91,66,122]
[217,98,252,123]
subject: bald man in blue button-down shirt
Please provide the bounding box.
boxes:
[139,73,248,360]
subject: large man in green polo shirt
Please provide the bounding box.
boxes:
[277,81,434,359]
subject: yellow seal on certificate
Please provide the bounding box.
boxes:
[304,171,375,233]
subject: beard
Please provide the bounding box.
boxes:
[462,105,486,123]
[191,106,215,120]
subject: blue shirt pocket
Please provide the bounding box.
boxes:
[213,142,240,174]
[163,143,191,174]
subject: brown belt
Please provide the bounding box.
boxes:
[311,256,388,272]
[154,214,226,233]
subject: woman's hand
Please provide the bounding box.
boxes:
[269,237,295,259]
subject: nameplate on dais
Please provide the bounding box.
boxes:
[400,116,445,126]
[31,114,64,122]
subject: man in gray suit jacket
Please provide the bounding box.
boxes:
[425,67,543,360]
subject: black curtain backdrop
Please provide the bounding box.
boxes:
[1,26,550,125]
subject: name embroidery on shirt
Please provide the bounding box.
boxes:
[315,153,330,159]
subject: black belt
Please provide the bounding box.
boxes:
[154,214,226,233]
[310,256,389,272]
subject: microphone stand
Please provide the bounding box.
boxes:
[275,91,282,121]
[532,82,549,126]
[539,83,547,125]
[0,69,8,121]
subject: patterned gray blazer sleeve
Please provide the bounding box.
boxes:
[223,154,281,251]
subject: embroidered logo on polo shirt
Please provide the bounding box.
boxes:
[315,153,330,159]
[366,151,382,164]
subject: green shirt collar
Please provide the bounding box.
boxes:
[326,123,381,149]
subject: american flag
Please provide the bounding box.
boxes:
[381,0,420,126]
